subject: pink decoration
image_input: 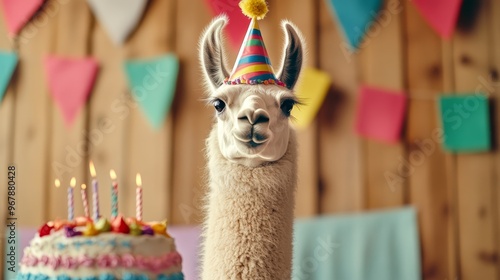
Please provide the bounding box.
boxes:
[40,255,49,266]
[0,0,44,35]
[97,255,111,267]
[44,55,98,127]
[61,256,78,269]
[20,252,182,272]
[49,256,61,269]
[121,254,136,268]
[204,0,250,50]
[355,86,407,144]
[80,256,95,267]
[412,0,462,39]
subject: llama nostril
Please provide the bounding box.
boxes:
[253,114,269,124]
[238,113,269,124]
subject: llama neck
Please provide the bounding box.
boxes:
[202,128,297,280]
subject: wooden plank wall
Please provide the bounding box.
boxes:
[1,0,500,279]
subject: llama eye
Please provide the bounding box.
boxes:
[213,99,226,113]
[280,99,295,116]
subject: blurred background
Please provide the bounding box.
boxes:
[1,0,499,279]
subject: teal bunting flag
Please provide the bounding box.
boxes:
[0,51,18,101]
[325,0,383,50]
[124,54,179,129]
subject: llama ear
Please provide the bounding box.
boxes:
[199,16,230,92]
[277,21,305,90]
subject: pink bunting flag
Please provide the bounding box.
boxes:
[0,0,44,36]
[412,0,462,39]
[204,0,250,50]
[355,85,407,144]
[44,55,98,127]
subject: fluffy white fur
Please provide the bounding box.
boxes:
[199,15,305,280]
[202,129,297,279]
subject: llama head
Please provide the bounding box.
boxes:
[199,16,305,167]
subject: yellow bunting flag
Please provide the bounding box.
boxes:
[291,68,332,129]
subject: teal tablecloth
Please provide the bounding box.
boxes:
[293,207,421,280]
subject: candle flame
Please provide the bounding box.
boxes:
[70,177,76,187]
[110,169,117,180]
[81,183,87,190]
[55,179,61,188]
[136,173,142,187]
[89,161,96,177]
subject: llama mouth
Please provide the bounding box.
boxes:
[233,131,269,149]
[248,140,262,148]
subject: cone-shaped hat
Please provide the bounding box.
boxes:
[225,0,285,87]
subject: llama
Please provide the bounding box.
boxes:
[199,13,305,279]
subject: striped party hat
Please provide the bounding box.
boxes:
[224,0,286,87]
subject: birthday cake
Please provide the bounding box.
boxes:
[17,216,184,280]
[17,168,183,280]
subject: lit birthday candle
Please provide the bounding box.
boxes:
[136,173,143,221]
[89,161,99,221]
[69,177,76,221]
[80,184,90,218]
[55,179,61,189]
[110,169,118,218]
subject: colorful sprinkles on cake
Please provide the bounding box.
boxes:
[224,0,286,87]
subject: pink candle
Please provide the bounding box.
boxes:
[136,173,143,221]
[80,184,90,218]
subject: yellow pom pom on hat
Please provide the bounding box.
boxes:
[225,0,286,87]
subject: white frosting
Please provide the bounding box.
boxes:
[19,228,182,279]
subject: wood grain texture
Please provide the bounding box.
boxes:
[452,0,498,278]
[0,1,500,278]
[47,0,92,221]
[317,0,364,213]
[87,0,128,220]
[120,0,175,221]
[12,0,59,226]
[171,0,213,225]
[358,0,406,209]
[403,1,458,279]
[491,1,500,279]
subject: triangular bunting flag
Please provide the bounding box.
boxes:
[291,68,332,129]
[412,0,462,39]
[86,0,148,45]
[44,55,99,127]
[124,54,179,129]
[0,0,44,36]
[205,0,250,50]
[0,51,18,101]
[325,0,383,49]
